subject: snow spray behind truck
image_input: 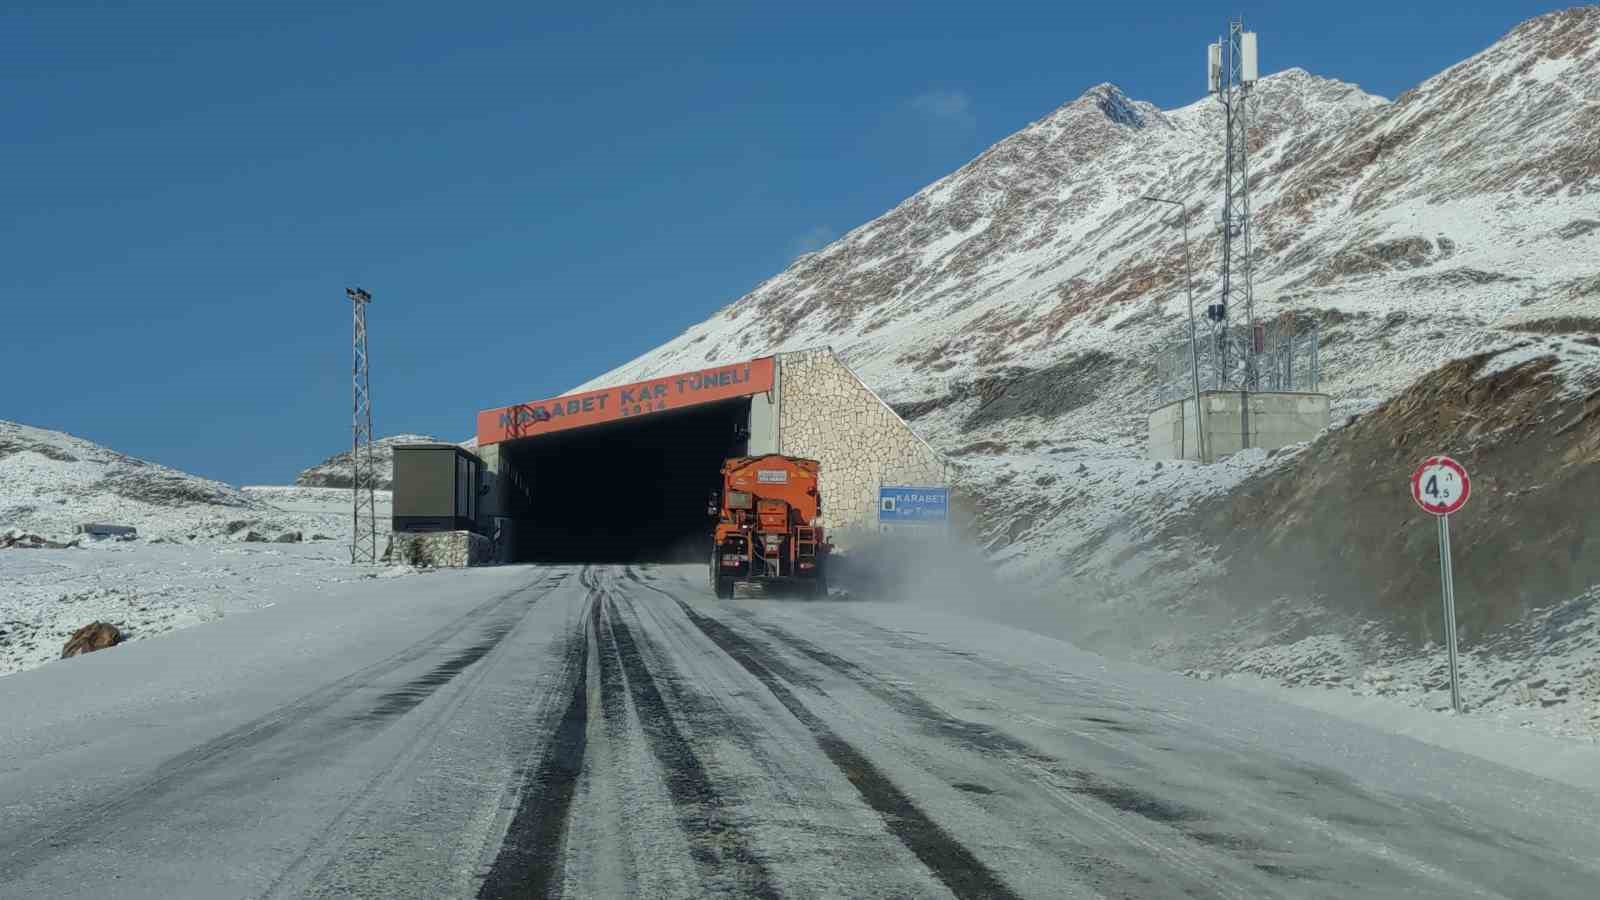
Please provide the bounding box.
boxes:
[709,454,830,597]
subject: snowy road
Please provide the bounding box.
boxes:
[1,564,1597,898]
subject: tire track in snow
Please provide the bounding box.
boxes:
[737,612,1276,894]
[599,582,782,898]
[668,585,1295,896]
[477,593,594,899]
[0,572,558,882]
[735,608,1562,898]
[484,567,781,898]
[265,570,587,900]
[668,596,1020,900]
[359,621,518,723]
[618,569,966,897]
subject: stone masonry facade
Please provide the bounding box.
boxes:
[385,530,493,567]
[777,349,947,546]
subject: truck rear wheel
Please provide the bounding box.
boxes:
[710,548,734,599]
[810,562,829,598]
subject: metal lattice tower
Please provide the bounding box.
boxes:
[1208,20,1259,389]
[345,287,378,564]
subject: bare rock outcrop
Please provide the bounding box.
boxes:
[61,622,123,659]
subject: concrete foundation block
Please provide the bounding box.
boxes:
[1148,391,1331,462]
[386,530,492,567]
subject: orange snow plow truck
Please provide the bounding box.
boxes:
[709,454,831,598]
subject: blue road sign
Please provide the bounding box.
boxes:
[878,486,948,525]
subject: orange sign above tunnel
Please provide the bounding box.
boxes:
[477,356,775,446]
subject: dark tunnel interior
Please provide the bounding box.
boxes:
[502,398,751,563]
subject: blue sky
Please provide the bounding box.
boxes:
[2,1,1563,484]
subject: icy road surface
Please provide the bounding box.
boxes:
[1,565,1596,899]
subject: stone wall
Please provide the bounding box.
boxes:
[777,349,948,546]
[385,530,493,568]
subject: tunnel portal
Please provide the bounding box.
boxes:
[469,350,950,567]
[498,398,751,563]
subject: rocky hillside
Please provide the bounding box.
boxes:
[583,10,1597,410]
[1194,339,1600,635]
[295,434,441,490]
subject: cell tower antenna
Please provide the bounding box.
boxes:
[1207,18,1259,390]
[345,286,378,564]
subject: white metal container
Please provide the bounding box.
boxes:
[1241,32,1259,82]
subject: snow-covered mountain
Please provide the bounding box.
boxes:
[578,9,1600,572]
[295,433,442,490]
[591,9,1595,395]
[0,420,388,545]
[0,420,269,539]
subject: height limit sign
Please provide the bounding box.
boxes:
[1412,455,1470,516]
[1411,455,1471,714]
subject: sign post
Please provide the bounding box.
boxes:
[1410,455,1471,714]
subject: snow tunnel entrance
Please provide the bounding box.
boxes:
[501,397,751,564]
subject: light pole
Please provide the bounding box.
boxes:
[1141,196,1208,464]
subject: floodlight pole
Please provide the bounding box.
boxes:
[345,287,378,564]
[1141,196,1208,464]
